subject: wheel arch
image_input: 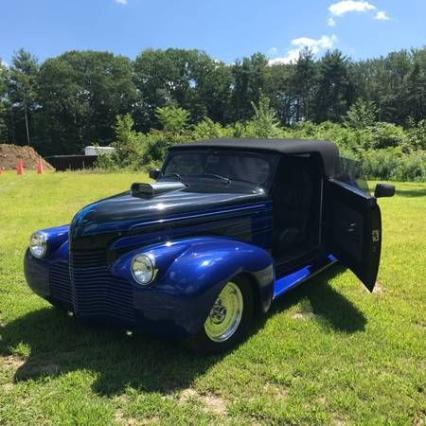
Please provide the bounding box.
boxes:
[156,237,275,317]
[111,236,275,335]
[235,271,272,315]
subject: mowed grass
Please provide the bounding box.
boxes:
[0,171,425,425]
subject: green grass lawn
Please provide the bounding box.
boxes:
[0,171,425,425]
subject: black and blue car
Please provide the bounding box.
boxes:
[24,139,395,353]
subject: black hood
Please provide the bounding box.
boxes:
[71,186,266,239]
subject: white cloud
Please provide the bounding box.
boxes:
[328,17,336,27]
[268,35,337,65]
[327,1,390,25]
[269,50,300,65]
[329,0,376,17]
[115,0,128,4]
[267,47,278,56]
[374,10,390,20]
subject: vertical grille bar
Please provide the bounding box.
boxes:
[70,248,135,323]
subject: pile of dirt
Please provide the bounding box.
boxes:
[0,144,54,171]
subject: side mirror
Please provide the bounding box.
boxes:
[149,168,161,180]
[374,183,395,198]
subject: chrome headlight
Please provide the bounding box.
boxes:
[131,254,156,285]
[29,231,48,259]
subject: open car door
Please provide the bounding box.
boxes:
[326,179,381,292]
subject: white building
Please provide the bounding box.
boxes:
[84,146,116,156]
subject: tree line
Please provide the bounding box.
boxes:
[0,47,425,156]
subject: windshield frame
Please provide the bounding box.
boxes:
[161,147,280,191]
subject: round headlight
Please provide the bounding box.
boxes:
[29,231,48,259]
[131,254,156,285]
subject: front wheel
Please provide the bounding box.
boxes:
[186,276,255,354]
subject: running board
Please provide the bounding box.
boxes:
[273,254,337,299]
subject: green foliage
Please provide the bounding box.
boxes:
[141,131,173,166]
[245,94,281,138]
[368,122,407,149]
[37,50,137,155]
[406,119,426,150]
[361,148,426,181]
[191,118,230,140]
[109,114,145,169]
[290,48,317,122]
[155,105,190,135]
[100,106,425,181]
[230,53,269,121]
[8,49,39,145]
[314,50,354,122]
[0,46,424,181]
[344,99,378,128]
[133,49,232,129]
[0,59,8,140]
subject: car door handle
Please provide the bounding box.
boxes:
[346,223,357,233]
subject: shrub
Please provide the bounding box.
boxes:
[155,106,190,135]
[369,122,407,149]
[360,148,426,181]
[393,151,426,181]
[96,108,425,182]
[95,153,119,171]
[344,99,378,129]
[110,114,146,168]
[244,95,281,138]
[142,131,172,166]
[191,118,230,140]
[361,149,403,180]
[406,119,426,150]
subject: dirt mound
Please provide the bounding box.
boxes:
[0,144,54,171]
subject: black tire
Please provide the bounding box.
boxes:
[186,275,255,355]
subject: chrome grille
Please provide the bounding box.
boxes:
[70,248,106,268]
[70,247,135,324]
[72,267,135,322]
[49,262,72,304]
[47,245,135,324]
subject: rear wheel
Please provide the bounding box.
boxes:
[186,276,255,354]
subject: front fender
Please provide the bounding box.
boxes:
[38,225,70,259]
[160,238,274,305]
[111,237,274,334]
[24,225,70,299]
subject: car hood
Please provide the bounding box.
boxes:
[70,187,266,239]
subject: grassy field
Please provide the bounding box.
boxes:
[0,171,425,425]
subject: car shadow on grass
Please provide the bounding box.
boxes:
[0,305,224,396]
[395,187,426,198]
[0,264,366,396]
[265,264,367,333]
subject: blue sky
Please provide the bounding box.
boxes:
[1,0,425,65]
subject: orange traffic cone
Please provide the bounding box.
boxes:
[37,159,44,174]
[17,159,24,175]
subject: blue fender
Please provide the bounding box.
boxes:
[111,236,275,335]
[23,225,70,298]
[39,225,70,258]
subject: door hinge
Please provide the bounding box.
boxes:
[372,229,380,242]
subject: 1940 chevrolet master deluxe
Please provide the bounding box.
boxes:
[24,139,395,353]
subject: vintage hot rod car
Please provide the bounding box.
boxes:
[24,139,395,353]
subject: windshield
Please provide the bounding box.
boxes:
[162,149,278,189]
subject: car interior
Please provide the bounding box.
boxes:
[271,154,323,265]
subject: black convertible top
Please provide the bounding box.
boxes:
[170,139,339,177]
